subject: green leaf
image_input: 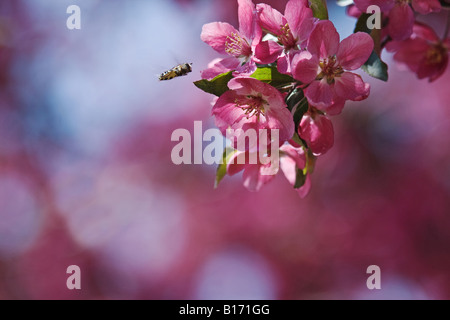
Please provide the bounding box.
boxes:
[285,87,304,111]
[285,87,309,130]
[194,71,234,97]
[306,149,317,174]
[285,88,308,144]
[353,13,389,81]
[250,66,295,87]
[309,0,329,20]
[440,0,450,8]
[215,147,237,188]
[355,13,383,55]
[292,97,309,131]
[354,13,371,34]
[361,51,389,82]
[291,132,306,148]
[294,167,307,189]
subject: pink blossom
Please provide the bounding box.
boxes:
[212,77,294,149]
[386,22,449,82]
[200,0,262,79]
[291,20,373,113]
[353,0,396,12]
[346,4,363,18]
[279,144,311,198]
[200,58,241,81]
[253,0,315,74]
[226,144,311,197]
[227,151,277,192]
[411,0,442,14]
[354,0,441,41]
[298,112,334,156]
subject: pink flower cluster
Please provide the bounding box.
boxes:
[352,0,441,41]
[198,0,375,197]
[348,0,449,82]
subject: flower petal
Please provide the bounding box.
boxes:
[412,21,440,42]
[277,51,297,75]
[266,107,295,143]
[334,72,370,101]
[353,0,395,12]
[347,4,363,18]
[201,22,241,54]
[243,164,276,191]
[304,79,334,108]
[337,32,374,70]
[201,57,241,80]
[238,0,256,40]
[412,0,441,14]
[292,50,320,84]
[254,40,283,64]
[256,3,286,36]
[279,144,311,198]
[227,77,268,97]
[280,144,306,171]
[285,0,315,43]
[228,78,286,107]
[388,3,414,41]
[296,175,311,198]
[390,39,429,72]
[307,20,340,59]
[324,98,346,116]
[298,114,334,155]
[212,90,246,134]
[227,151,246,176]
[234,60,257,77]
[417,51,448,82]
[279,153,297,186]
[444,38,450,49]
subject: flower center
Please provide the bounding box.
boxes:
[395,0,411,5]
[235,95,267,120]
[317,56,344,84]
[278,23,298,51]
[426,44,446,65]
[225,33,252,58]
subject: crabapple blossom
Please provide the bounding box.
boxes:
[298,112,334,156]
[353,0,441,40]
[291,20,373,113]
[201,0,262,79]
[196,0,449,197]
[226,143,311,197]
[386,22,449,82]
[279,144,311,198]
[254,0,316,74]
[212,77,294,150]
[227,150,278,192]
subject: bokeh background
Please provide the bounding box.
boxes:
[0,0,449,300]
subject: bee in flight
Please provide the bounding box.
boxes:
[159,63,193,81]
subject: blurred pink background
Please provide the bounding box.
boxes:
[0,0,449,300]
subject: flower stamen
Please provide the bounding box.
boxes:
[235,96,267,120]
[426,45,446,65]
[317,56,344,84]
[225,33,252,58]
[278,23,298,50]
